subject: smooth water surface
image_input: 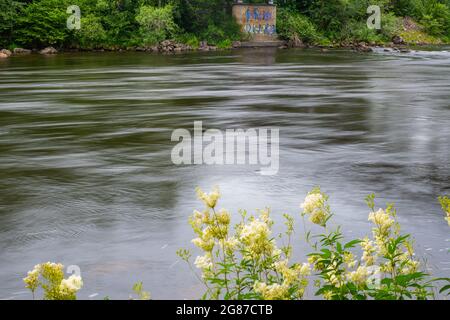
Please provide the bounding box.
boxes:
[0,48,449,299]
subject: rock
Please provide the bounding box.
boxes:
[288,35,304,48]
[1,49,12,57]
[0,52,8,59]
[39,47,58,55]
[400,48,411,53]
[13,48,31,54]
[353,42,373,53]
[320,48,329,53]
[392,35,404,45]
[135,47,146,52]
[232,41,241,48]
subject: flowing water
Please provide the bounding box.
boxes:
[0,48,449,299]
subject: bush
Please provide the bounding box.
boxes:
[420,3,450,36]
[175,33,200,49]
[178,187,450,300]
[75,14,107,49]
[23,262,83,300]
[277,8,319,44]
[0,0,22,47]
[14,0,71,48]
[135,5,178,45]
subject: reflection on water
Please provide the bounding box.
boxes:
[0,48,449,299]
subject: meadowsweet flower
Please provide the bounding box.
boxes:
[220,236,239,253]
[300,192,324,215]
[298,263,311,277]
[438,196,450,227]
[329,273,342,288]
[196,187,220,209]
[254,282,289,300]
[368,209,394,235]
[23,264,41,292]
[194,254,213,270]
[323,291,333,300]
[191,237,215,252]
[60,275,83,292]
[300,188,331,227]
[215,209,231,226]
[239,217,274,257]
[361,237,377,266]
[347,266,370,286]
[343,252,357,268]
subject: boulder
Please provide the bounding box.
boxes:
[232,41,241,48]
[392,35,405,45]
[13,48,31,54]
[1,49,12,57]
[39,47,58,55]
[288,35,304,48]
[0,52,8,59]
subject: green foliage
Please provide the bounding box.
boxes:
[136,5,178,45]
[0,0,22,47]
[131,281,151,300]
[178,187,450,300]
[75,14,107,49]
[176,33,200,49]
[23,262,83,300]
[277,8,319,44]
[14,0,71,48]
[2,0,450,50]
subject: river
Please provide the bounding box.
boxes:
[0,47,449,299]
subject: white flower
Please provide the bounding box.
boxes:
[60,275,83,292]
[300,193,324,214]
[194,254,213,270]
[368,209,394,234]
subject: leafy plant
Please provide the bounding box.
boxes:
[179,186,450,300]
[23,262,83,300]
[136,4,178,45]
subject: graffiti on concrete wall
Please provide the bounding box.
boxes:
[233,5,277,39]
[243,7,276,35]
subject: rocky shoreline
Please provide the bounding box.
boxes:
[1,36,447,59]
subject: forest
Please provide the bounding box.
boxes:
[1,0,450,50]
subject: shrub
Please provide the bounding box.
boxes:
[439,196,450,226]
[136,5,178,45]
[0,0,22,47]
[75,14,107,49]
[277,8,319,44]
[179,186,450,300]
[23,262,83,300]
[14,0,71,48]
[176,33,200,49]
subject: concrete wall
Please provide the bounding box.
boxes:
[232,4,277,41]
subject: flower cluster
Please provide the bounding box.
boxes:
[23,262,83,300]
[179,187,448,300]
[181,187,310,300]
[300,187,332,227]
[439,196,450,227]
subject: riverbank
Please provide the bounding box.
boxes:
[2,39,448,60]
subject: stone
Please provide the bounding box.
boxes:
[39,47,58,55]
[392,35,405,45]
[13,48,31,54]
[1,49,12,57]
[288,35,304,48]
[232,41,241,48]
[0,52,8,59]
